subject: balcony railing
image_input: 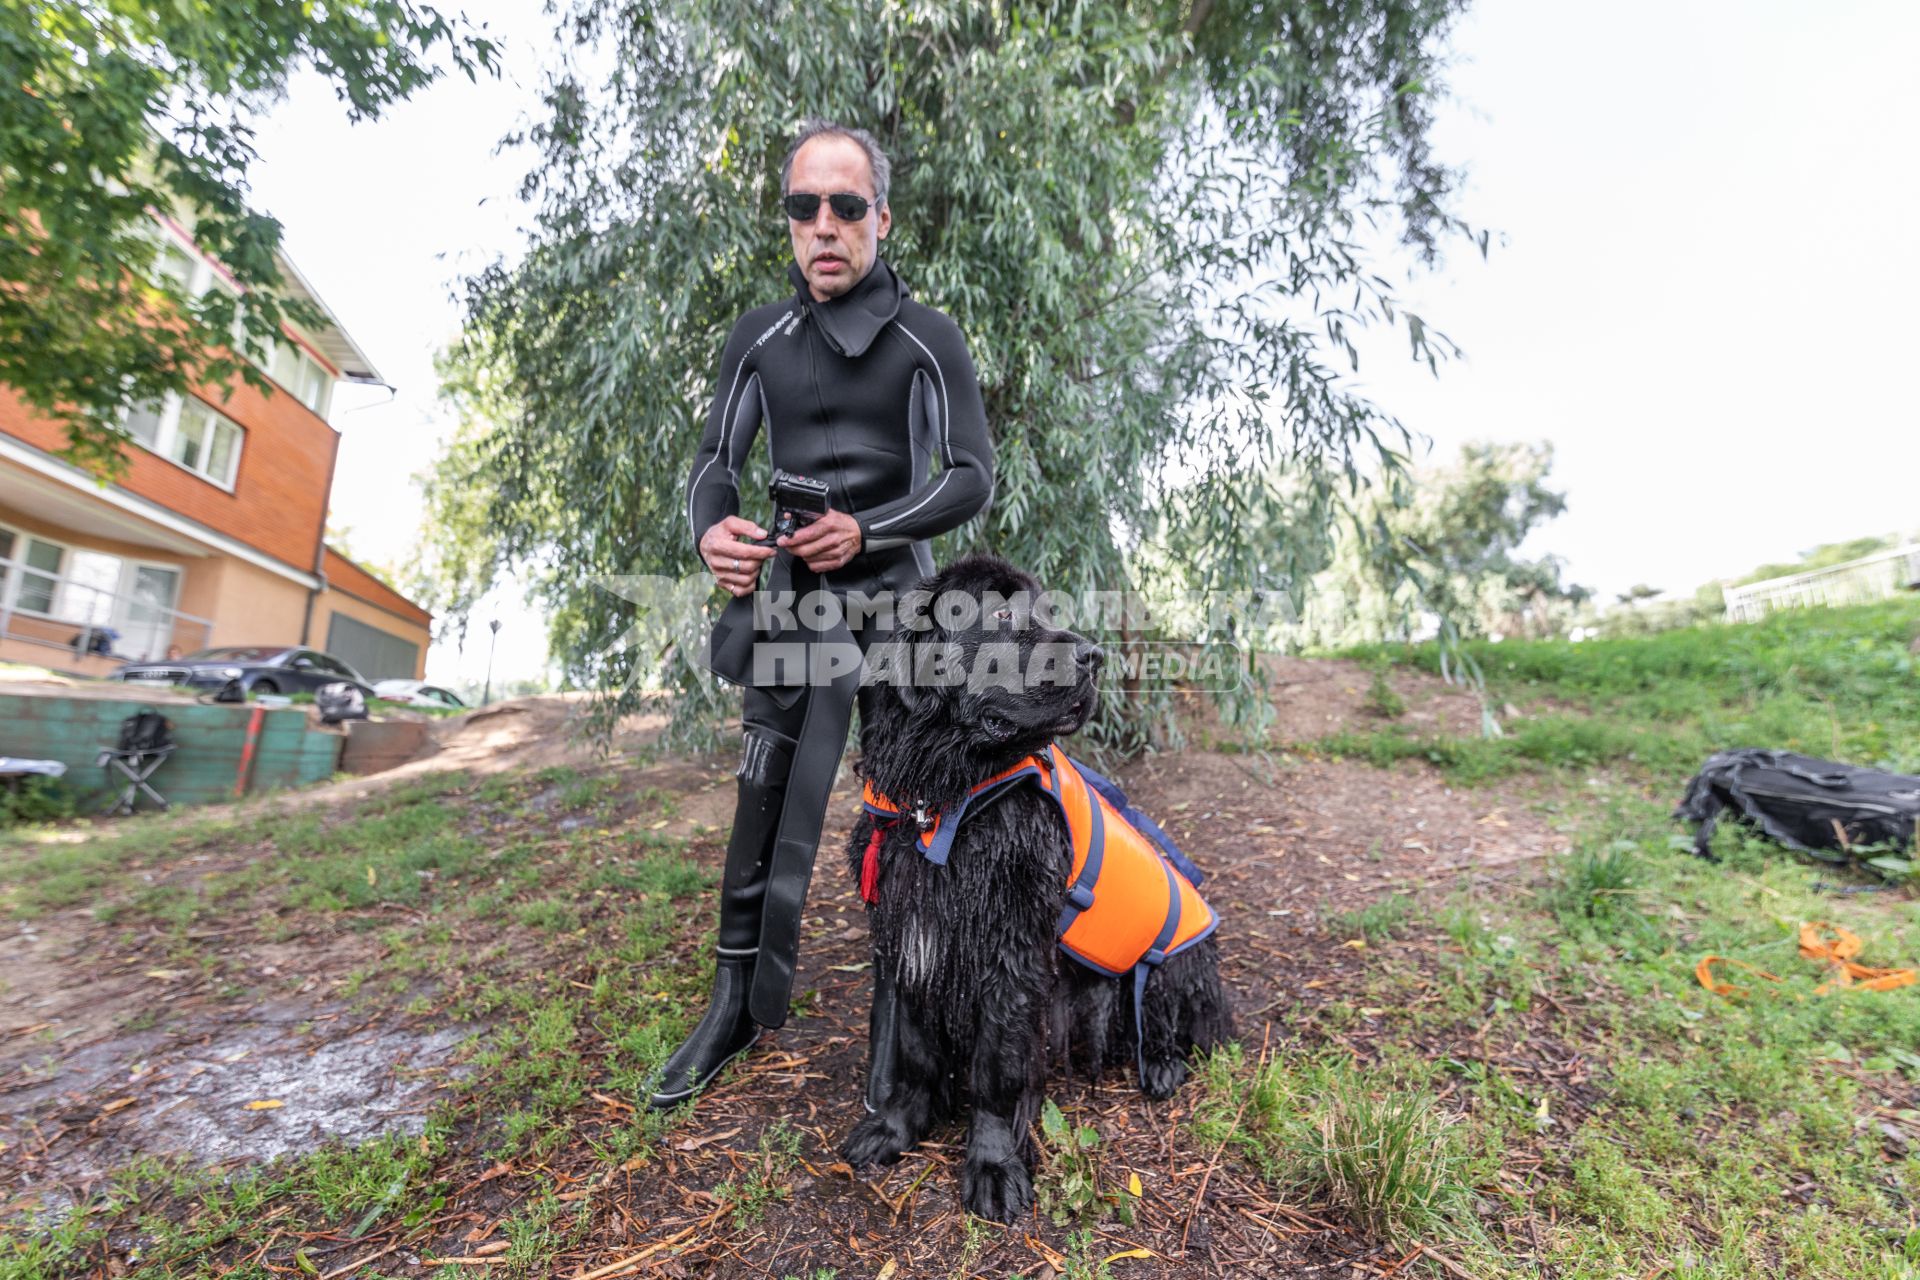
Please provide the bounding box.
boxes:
[0,553,213,667]
[1723,545,1920,623]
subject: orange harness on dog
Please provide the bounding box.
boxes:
[861,744,1217,1084]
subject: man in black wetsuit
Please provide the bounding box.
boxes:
[649,120,994,1108]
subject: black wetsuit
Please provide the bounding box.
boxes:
[677,255,993,1044]
[687,256,994,579]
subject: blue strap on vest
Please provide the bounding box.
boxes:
[1130,853,1185,1088]
[867,762,1047,867]
[1054,777,1106,938]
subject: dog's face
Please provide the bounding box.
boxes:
[877,554,1103,768]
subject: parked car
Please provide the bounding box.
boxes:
[112,645,374,698]
[372,680,467,710]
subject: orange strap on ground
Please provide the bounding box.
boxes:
[1694,955,1785,997]
[1798,922,1919,993]
[1698,922,1917,997]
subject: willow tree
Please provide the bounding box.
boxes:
[433,0,1478,750]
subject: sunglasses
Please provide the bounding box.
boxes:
[782,191,875,222]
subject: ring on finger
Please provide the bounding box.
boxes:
[731,557,741,572]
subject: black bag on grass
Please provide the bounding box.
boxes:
[115,709,174,756]
[1674,748,1920,863]
[315,681,368,725]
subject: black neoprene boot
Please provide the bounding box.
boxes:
[648,729,793,1109]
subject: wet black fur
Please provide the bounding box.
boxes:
[840,554,1232,1221]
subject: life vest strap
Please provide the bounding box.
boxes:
[1130,854,1185,1087]
[1055,756,1107,939]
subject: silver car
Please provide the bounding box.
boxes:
[371,680,468,710]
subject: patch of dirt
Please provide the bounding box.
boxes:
[1128,749,1570,918]
[1250,654,1485,743]
[372,743,1568,1278]
[0,902,475,1217]
[1,658,1579,1274]
[276,693,672,810]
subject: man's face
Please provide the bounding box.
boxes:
[787,135,891,302]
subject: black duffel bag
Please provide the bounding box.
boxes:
[1675,748,1920,864]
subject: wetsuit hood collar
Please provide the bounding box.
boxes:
[789,256,905,358]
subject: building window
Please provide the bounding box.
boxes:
[172,398,243,485]
[264,335,334,415]
[0,526,184,661]
[116,394,245,490]
[0,532,67,616]
[123,399,166,448]
[153,240,200,293]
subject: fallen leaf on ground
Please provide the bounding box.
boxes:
[672,1126,742,1152]
[1103,1248,1155,1263]
[244,1099,284,1111]
[1128,1171,1144,1197]
[1028,1236,1067,1269]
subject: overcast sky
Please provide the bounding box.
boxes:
[245,0,1920,686]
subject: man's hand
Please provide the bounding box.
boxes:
[781,508,863,572]
[700,516,777,597]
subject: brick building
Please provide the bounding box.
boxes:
[0,214,432,681]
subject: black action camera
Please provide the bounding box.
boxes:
[753,469,831,546]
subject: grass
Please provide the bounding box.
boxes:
[0,764,718,1278]
[13,601,1920,1277]
[1323,892,1416,941]
[1199,785,1920,1274]
[1316,598,1920,783]
[1197,1048,1481,1249]
[1036,1098,1133,1227]
[1519,808,1920,1274]
[713,1121,804,1227]
[1184,601,1920,1275]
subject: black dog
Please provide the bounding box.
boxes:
[839,554,1231,1221]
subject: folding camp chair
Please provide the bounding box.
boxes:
[97,710,176,815]
[96,743,175,814]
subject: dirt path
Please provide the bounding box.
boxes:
[630,746,1567,1276]
[1,657,1570,1274]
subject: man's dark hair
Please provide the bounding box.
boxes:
[780,119,891,206]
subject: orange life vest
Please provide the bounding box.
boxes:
[861,743,1217,1084]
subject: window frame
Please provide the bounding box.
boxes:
[0,522,70,619]
[0,524,182,631]
[115,392,246,491]
[260,332,336,416]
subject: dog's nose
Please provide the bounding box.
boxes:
[1074,641,1104,674]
